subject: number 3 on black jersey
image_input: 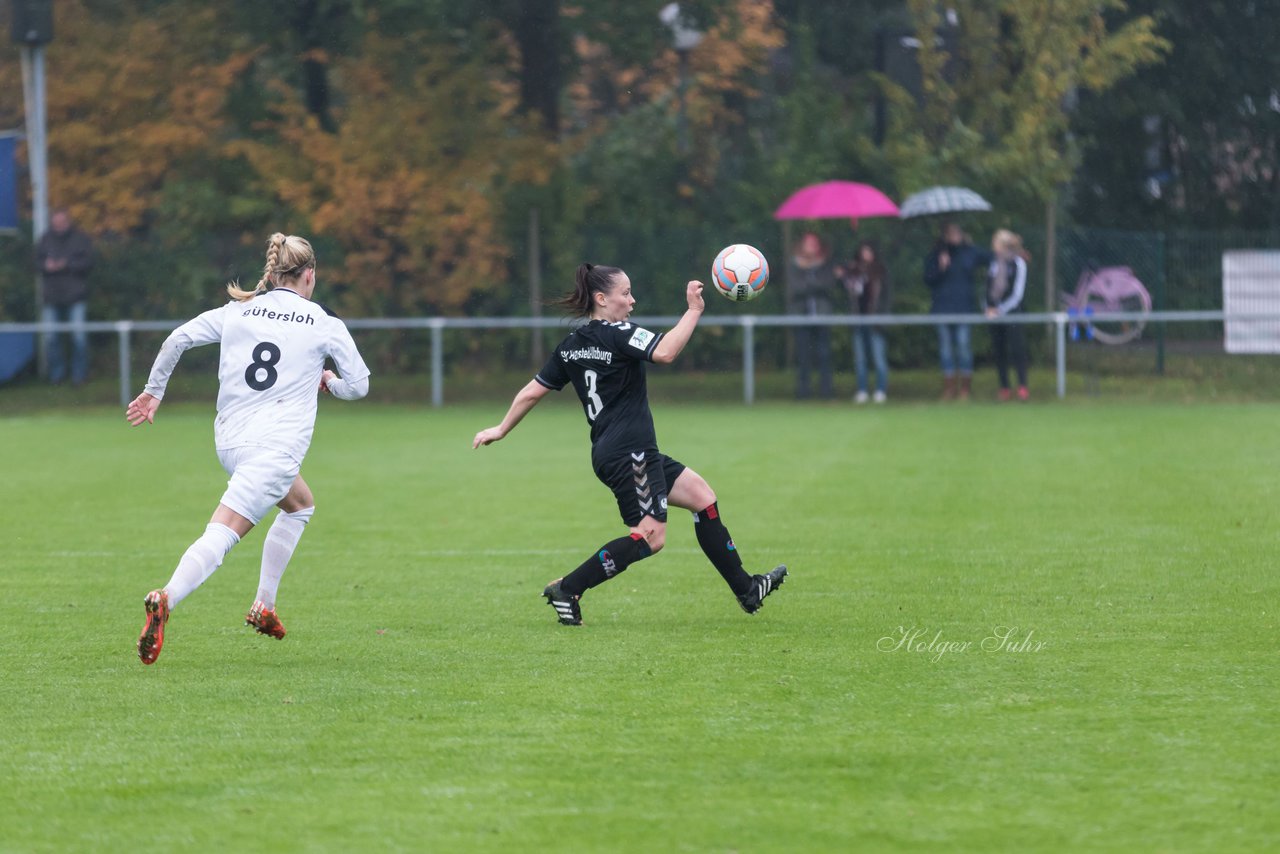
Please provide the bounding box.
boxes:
[245,342,281,391]
[584,369,604,421]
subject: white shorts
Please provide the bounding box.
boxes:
[215,446,301,525]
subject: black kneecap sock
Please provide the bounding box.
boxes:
[693,502,753,596]
[560,534,653,597]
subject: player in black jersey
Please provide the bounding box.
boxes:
[473,263,787,626]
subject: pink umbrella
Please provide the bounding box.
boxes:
[774,181,900,221]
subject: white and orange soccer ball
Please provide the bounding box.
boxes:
[711,244,769,302]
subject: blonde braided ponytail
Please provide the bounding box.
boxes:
[227,233,314,302]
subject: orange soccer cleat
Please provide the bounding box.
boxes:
[245,601,286,639]
[138,589,170,665]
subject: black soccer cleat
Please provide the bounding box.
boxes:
[543,578,583,626]
[738,565,788,614]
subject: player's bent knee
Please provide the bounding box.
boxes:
[284,504,315,522]
[277,475,314,513]
[686,482,715,509]
[672,469,716,510]
[633,522,666,553]
[278,487,314,514]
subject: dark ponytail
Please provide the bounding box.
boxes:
[554,263,623,316]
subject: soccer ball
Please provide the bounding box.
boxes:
[711,244,769,302]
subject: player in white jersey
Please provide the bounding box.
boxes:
[127,233,370,665]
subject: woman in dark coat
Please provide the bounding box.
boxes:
[786,232,838,399]
[839,240,891,403]
[924,223,992,400]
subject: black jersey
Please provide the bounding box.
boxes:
[535,319,665,461]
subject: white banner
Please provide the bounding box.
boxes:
[1223,250,1280,354]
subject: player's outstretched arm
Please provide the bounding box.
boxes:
[126,309,224,428]
[126,330,192,427]
[126,392,161,426]
[652,280,705,365]
[473,379,551,448]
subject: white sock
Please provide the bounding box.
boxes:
[256,507,313,609]
[163,523,241,607]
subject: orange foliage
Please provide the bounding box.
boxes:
[0,3,556,316]
[568,0,784,183]
[235,31,556,315]
[0,1,771,318]
[0,0,251,236]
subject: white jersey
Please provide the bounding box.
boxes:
[144,288,370,463]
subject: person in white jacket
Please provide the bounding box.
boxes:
[985,229,1030,401]
[127,233,370,665]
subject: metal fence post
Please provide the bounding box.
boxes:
[116,320,132,408]
[430,318,444,408]
[742,316,756,405]
[1155,231,1166,375]
[1054,313,1067,399]
[22,45,50,378]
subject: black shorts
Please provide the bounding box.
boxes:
[594,449,687,527]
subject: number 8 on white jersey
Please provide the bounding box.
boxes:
[145,288,370,463]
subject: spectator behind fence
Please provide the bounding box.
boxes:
[786,232,837,399]
[36,208,95,386]
[838,240,890,404]
[985,229,1030,401]
[924,222,992,401]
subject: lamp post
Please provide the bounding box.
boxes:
[659,3,703,156]
[13,0,51,242]
[13,0,52,374]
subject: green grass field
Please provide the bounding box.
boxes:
[2,398,1277,852]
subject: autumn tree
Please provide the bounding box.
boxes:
[235,27,554,319]
[877,0,1169,220]
[0,1,258,236]
[0,0,274,319]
